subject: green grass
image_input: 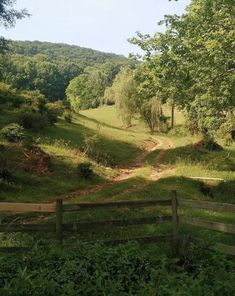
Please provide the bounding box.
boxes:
[0,106,150,202]
[0,104,235,249]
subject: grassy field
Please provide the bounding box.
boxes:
[0,106,149,201]
[0,104,235,250]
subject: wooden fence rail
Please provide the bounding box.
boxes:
[63,199,171,212]
[0,191,234,255]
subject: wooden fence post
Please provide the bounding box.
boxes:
[171,190,178,247]
[56,199,63,245]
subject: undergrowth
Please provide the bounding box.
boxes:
[0,241,234,296]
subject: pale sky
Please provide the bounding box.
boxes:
[2,0,190,56]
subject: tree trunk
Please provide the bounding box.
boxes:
[171,100,175,129]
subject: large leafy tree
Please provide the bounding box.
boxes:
[0,0,29,52]
[134,61,168,133]
[180,0,235,136]
[66,62,122,110]
[130,0,235,137]
[104,68,138,127]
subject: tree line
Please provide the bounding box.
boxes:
[0,0,234,142]
[0,40,128,103]
[98,0,234,141]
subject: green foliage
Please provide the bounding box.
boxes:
[77,162,93,179]
[66,62,121,110]
[0,82,24,108]
[130,0,235,137]
[168,126,189,137]
[17,112,49,131]
[105,68,138,127]
[1,123,25,142]
[45,101,64,124]
[63,110,72,123]
[219,112,235,145]
[0,1,29,53]
[0,83,47,113]
[1,41,127,101]
[201,135,223,151]
[82,135,116,167]
[0,242,234,296]
[140,96,167,133]
[0,167,12,182]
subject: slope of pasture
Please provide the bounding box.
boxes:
[0,106,152,202]
[0,105,235,252]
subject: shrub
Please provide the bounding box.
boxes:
[0,168,12,182]
[77,162,93,178]
[17,112,49,131]
[46,101,64,124]
[1,123,25,143]
[90,151,116,167]
[21,90,47,113]
[22,134,35,148]
[63,110,72,123]
[202,135,223,151]
[0,83,24,108]
[168,126,189,137]
[23,146,52,176]
[193,136,223,151]
[81,135,116,167]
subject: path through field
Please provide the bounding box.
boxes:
[63,136,176,201]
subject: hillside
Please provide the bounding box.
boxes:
[9,40,127,66]
[1,103,235,294]
[0,40,128,101]
[1,103,235,203]
[0,0,235,294]
[0,103,234,248]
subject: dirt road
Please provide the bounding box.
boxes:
[62,136,175,200]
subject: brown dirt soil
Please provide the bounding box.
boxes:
[61,136,176,201]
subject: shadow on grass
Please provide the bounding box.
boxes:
[146,143,235,172]
[38,119,141,166]
[78,113,126,132]
[212,180,235,203]
[0,143,106,202]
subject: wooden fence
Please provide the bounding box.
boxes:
[0,191,235,255]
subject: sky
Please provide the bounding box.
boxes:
[3,0,190,56]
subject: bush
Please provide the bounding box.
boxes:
[82,135,116,167]
[17,112,49,131]
[77,162,93,178]
[89,151,116,167]
[168,126,189,137]
[0,168,12,182]
[1,123,25,143]
[23,146,52,176]
[46,101,64,124]
[203,135,223,151]
[63,110,72,123]
[193,135,223,151]
[0,83,24,108]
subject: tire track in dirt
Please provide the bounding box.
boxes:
[23,137,176,224]
[62,137,175,201]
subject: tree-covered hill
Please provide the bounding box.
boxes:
[0,40,128,101]
[9,40,126,66]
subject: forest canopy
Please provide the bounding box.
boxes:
[0,40,128,102]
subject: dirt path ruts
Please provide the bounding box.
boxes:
[23,136,175,224]
[61,136,175,201]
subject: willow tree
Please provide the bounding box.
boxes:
[104,68,137,127]
[134,62,167,133]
